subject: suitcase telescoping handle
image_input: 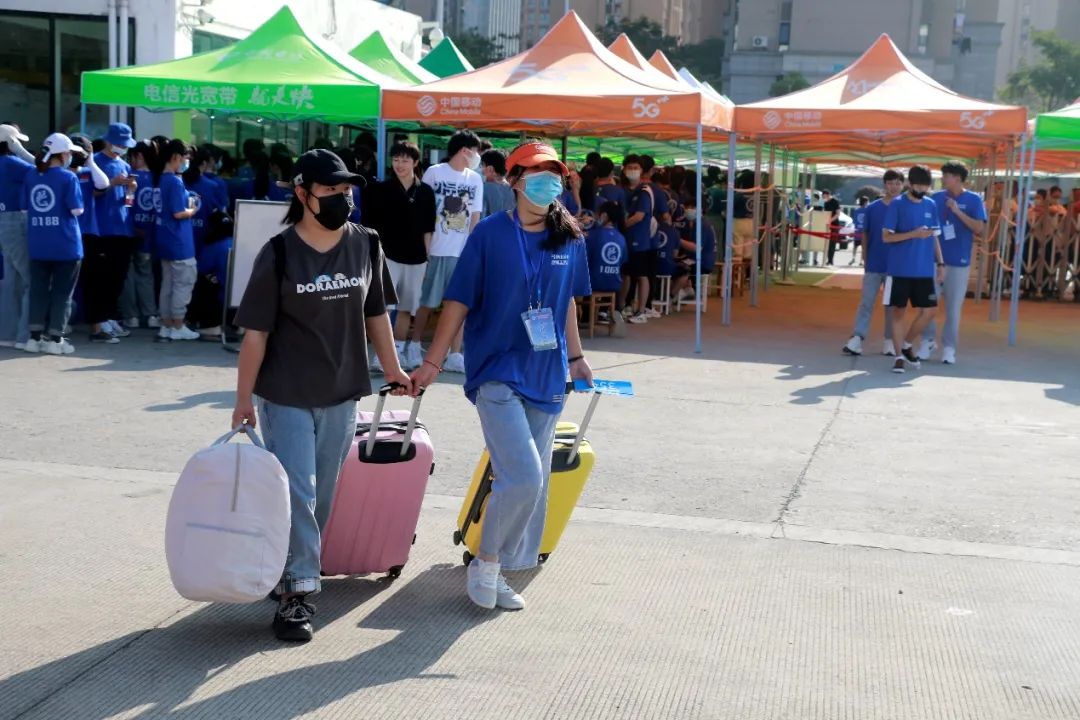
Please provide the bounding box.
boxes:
[563,382,601,464]
[365,383,426,459]
[216,423,267,450]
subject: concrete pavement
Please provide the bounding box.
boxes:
[1,284,1078,719]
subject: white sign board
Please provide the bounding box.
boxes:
[227,200,289,309]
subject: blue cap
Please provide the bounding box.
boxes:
[104,123,136,149]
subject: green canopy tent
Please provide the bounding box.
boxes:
[350,31,437,86]
[419,37,474,78]
[81,6,402,125]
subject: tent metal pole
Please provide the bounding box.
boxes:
[1008,136,1038,346]
[723,133,736,326]
[80,104,87,135]
[763,143,776,293]
[750,140,762,307]
[694,123,703,353]
[376,118,387,182]
[974,145,997,304]
[992,139,1022,322]
[561,134,568,163]
[782,154,796,283]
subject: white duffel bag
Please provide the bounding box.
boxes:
[165,426,290,603]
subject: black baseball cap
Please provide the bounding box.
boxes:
[289,149,366,188]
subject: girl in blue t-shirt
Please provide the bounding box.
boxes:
[152,139,200,342]
[183,148,229,250]
[117,140,160,328]
[23,133,86,355]
[587,201,628,294]
[410,142,593,612]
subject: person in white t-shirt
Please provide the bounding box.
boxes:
[405,130,484,373]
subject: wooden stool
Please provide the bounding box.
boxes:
[580,292,617,338]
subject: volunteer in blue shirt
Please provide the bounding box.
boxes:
[85,123,138,343]
[183,148,228,249]
[153,139,201,342]
[190,210,232,339]
[118,140,160,329]
[621,154,653,325]
[850,196,869,266]
[593,157,627,213]
[671,193,716,304]
[22,133,86,355]
[587,200,628,295]
[882,165,946,374]
[843,171,901,357]
[409,142,592,612]
[0,123,36,350]
[919,161,987,365]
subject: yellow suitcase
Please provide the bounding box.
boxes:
[453,391,600,566]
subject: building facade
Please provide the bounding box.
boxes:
[463,0,524,54]
[520,0,724,49]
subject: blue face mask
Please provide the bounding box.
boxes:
[522,171,564,208]
[179,159,190,173]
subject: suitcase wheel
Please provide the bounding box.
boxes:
[538,553,550,564]
[462,551,474,567]
[386,565,404,580]
[452,530,462,546]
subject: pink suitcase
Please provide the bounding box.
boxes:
[320,384,433,580]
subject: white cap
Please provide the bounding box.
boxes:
[0,124,29,144]
[42,133,86,162]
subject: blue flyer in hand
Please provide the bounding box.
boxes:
[574,379,634,397]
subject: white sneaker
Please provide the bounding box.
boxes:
[124,317,141,330]
[22,338,43,353]
[146,315,162,329]
[644,307,662,319]
[444,352,466,374]
[370,349,384,373]
[621,306,635,319]
[883,340,896,356]
[843,335,863,356]
[155,326,172,343]
[942,346,957,365]
[59,338,75,355]
[917,339,936,361]
[495,574,525,610]
[14,341,26,351]
[676,288,695,303]
[466,558,499,609]
[170,325,201,341]
[405,342,424,371]
[107,320,131,338]
[43,340,64,355]
[628,312,648,325]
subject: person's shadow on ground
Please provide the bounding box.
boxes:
[2,564,510,720]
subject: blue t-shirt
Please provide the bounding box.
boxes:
[933,189,986,268]
[883,194,940,278]
[186,174,227,248]
[93,152,133,237]
[682,220,717,268]
[595,183,627,213]
[197,237,232,305]
[586,225,627,292]
[154,173,195,261]
[0,155,33,213]
[655,224,681,275]
[626,184,654,252]
[444,212,591,414]
[23,167,83,261]
[853,206,868,238]
[863,199,892,274]
[560,189,579,216]
[74,167,99,238]
[201,172,231,212]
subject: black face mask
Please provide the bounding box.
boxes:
[911,190,927,199]
[308,191,353,230]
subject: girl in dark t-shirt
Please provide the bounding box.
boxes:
[232,149,410,643]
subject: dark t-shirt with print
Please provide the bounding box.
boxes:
[235,223,397,408]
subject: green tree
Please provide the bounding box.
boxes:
[1000,31,1080,112]
[669,38,724,90]
[596,17,723,93]
[769,71,810,97]
[454,30,507,67]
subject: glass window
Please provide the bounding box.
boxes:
[0,14,50,146]
[779,22,790,46]
[192,29,236,55]
[56,19,110,139]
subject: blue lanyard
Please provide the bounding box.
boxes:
[513,210,547,310]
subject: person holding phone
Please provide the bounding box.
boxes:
[152,139,201,342]
[410,141,592,612]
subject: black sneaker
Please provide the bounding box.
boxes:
[89,332,120,344]
[273,596,315,642]
[901,347,921,368]
[892,358,906,374]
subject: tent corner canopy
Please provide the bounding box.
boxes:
[80,5,401,121]
[419,37,475,78]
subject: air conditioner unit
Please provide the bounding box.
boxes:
[752,35,769,49]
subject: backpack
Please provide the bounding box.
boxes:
[165,426,290,603]
[638,184,660,239]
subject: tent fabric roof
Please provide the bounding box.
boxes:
[382,12,732,137]
[419,37,475,78]
[81,6,401,121]
[647,50,682,82]
[350,31,438,86]
[734,34,1027,164]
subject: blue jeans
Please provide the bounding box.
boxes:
[852,270,895,341]
[29,260,81,338]
[475,382,560,571]
[256,397,357,594]
[0,211,30,344]
[923,264,971,351]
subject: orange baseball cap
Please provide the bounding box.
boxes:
[506,142,569,177]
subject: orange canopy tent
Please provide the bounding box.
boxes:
[734,34,1027,166]
[382,11,731,138]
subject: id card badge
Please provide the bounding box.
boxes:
[521,307,557,351]
[943,222,957,241]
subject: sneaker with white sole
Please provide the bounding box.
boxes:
[843,335,863,356]
[883,340,896,356]
[942,346,957,365]
[22,338,44,353]
[155,327,172,343]
[917,339,936,362]
[90,331,120,344]
[444,352,466,374]
[395,341,409,369]
[170,325,201,341]
[405,342,424,371]
[14,341,27,351]
[644,307,662,319]
[146,315,162,329]
[901,346,921,369]
[107,320,131,338]
[370,350,384,374]
[124,317,141,330]
[495,574,525,610]
[466,558,499,609]
[892,357,906,374]
[628,312,648,325]
[676,288,695,303]
[621,306,635,319]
